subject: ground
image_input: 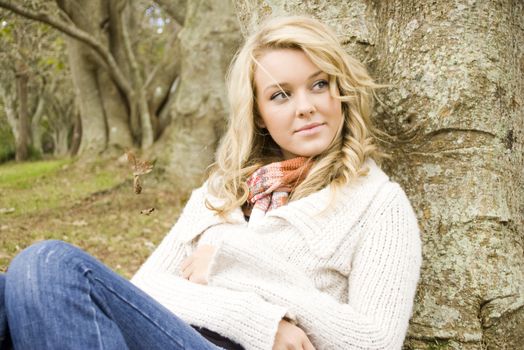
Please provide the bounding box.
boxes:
[0,156,188,278]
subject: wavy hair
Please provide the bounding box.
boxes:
[206,16,385,217]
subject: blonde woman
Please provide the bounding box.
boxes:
[0,16,421,350]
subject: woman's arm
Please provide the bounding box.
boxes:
[131,191,290,350]
[207,187,422,349]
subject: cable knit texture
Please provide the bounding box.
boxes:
[131,159,422,350]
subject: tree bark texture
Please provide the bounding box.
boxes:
[153,0,242,192]
[65,36,108,154]
[59,0,134,154]
[233,1,524,349]
[30,96,46,155]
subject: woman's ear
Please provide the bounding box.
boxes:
[253,105,266,128]
[255,117,266,129]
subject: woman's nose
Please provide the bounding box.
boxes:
[295,92,316,118]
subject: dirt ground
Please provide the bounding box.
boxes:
[0,156,188,278]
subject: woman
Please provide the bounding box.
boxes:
[0,16,421,350]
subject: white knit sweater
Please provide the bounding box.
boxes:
[131,159,422,350]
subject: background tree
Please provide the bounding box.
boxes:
[233,1,524,349]
[0,11,73,160]
[0,0,177,153]
[0,0,241,195]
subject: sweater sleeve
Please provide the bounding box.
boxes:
[131,200,288,350]
[207,188,422,349]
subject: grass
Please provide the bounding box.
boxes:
[0,159,121,218]
[0,159,71,188]
[0,157,188,278]
[0,158,72,188]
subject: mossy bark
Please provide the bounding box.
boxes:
[233,1,524,348]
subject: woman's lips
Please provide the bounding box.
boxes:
[295,123,325,134]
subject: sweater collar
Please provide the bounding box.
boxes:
[175,158,390,255]
[255,158,390,258]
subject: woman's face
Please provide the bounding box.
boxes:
[254,48,343,160]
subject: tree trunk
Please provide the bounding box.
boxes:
[69,106,82,156]
[59,0,133,155]
[53,126,69,157]
[153,0,242,192]
[233,1,524,349]
[15,69,30,161]
[65,37,108,154]
[0,85,18,142]
[120,3,154,149]
[30,96,46,155]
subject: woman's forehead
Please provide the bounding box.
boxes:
[253,49,324,91]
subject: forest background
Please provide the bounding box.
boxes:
[0,0,522,349]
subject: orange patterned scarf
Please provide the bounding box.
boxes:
[244,157,312,221]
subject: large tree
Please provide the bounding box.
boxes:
[234,1,523,349]
[0,0,242,194]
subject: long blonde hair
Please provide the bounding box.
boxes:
[206,16,384,217]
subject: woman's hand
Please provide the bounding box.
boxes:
[180,244,217,285]
[273,319,316,350]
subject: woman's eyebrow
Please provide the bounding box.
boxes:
[308,70,324,79]
[263,70,324,93]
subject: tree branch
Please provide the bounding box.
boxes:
[0,0,133,98]
[121,4,153,148]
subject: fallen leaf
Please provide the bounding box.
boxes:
[140,208,155,216]
[0,208,15,215]
[144,241,155,250]
[72,220,88,227]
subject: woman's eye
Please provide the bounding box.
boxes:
[313,80,328,90]
[270,91,289,101]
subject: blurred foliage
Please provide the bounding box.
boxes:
[0,5,73,161]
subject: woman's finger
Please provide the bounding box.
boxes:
[302,340,316,350]
[180,260,195,279]
[180,255,194,271]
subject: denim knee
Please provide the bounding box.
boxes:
[7,240,80,289]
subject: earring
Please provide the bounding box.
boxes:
[257,128,269,136]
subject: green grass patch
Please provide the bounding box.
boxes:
[0,159,71,189]
[0,159,125,217]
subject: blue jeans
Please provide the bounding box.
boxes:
[0,240,225,349]
[0,273,9,350]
